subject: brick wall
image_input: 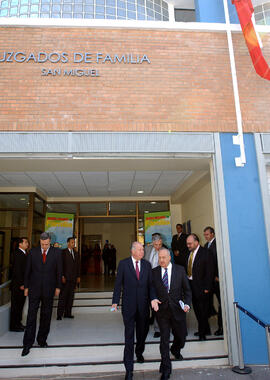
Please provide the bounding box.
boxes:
[0,27,269,132]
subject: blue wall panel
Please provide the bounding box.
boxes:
[195,0,238,23]
[220,133,270,364]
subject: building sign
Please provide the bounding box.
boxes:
[0,51,151,77]
[45,212,74,248]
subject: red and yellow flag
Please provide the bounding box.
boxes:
[232,0,270,80]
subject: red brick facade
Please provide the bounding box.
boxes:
[0,27,269,132]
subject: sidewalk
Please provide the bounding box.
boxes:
[3,366,270,380]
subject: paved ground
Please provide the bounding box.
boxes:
[3,366,270,380]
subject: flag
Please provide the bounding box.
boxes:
[232,0,270,80]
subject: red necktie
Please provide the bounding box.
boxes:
[42,249,46,263]
[136,261,140,280]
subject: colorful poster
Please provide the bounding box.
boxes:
[144,211,172,249]
[45,213,74,249]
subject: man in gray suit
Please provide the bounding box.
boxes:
[144,233,163,337]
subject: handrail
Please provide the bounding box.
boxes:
[233,301,270,374]
[0,280,11,290]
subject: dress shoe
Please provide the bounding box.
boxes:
[64,315,74,318]
[10,327,24,332]
[136,354,144,363]
[170,347,183,360]
[199,335,206,341]
[153,331,161,338]
[214,328,223,336]
[160,372,170,380]
[57,316,62,320]
[38,342,48,348]
[21,347,30,356]
[125,370,133,380]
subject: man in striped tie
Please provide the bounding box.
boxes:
[152,248,192,380]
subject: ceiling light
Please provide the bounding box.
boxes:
[145,211,149,213]
[20,198,26,201]
[137,190,144,194]
[150,201,156,204]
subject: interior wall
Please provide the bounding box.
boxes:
[83,221,135,266]
[170,203,183,236]
[181,181,214,243]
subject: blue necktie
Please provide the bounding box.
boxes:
[162,268,169,292]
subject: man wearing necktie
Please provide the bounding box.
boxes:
[171,224,189,268]
[112,242,159,380]
[186,233,214,341]
[57,237,80,320]
[152,248,192,380]
[22,232,62,357]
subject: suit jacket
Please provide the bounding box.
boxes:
[153,264,191,321]
[152,264,192,321]
[171,233,189,267]
[24,246,62,298]
[11,248,27,289]
[204,239,219,278]
[112,257,156,319]
[188,246,214,298]
[62,248,80,282]
[144,245,154,263]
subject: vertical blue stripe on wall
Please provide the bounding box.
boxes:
[195,0,238,23]
[220,133,270,364]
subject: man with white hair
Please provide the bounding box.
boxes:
[152,248,192,380]
[112,241,159,380]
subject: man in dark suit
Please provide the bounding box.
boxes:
[21,232,62,357]
[171,224,189,268]
[57,237,80,320]
[112,241,159,380]
[204,226,223,336]
[186,233,214,341]
[10,237,29,332]
[152,248,192,380]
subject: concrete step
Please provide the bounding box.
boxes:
[0,339,228,377]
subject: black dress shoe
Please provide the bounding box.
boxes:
[194,330,211,336]
[38,342,48,348]
[21,347,30,356]
[57,316,62,320]
[137,354,144,363]
[214,328,223,336]
[160,372,170,380]
[170,347,183,360]
[64,315,74,319]
[199,335,206,341]
[153,331,161,338]
[125,370,133,380]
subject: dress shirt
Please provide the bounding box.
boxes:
[131,256,141,272]
[68,248,74,259]
[19,248,26,255]
[41,248,49,256]
[149,247,159,268]
[208,238,215,248]
[161,262,172,291]
[187,245,200,280]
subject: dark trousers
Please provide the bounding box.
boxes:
[10,287,25,329]
[57,281,75,317]
[123,311,149,371]
[213,281,223,329]
[190,281,210,337]
[156,308,187,374]
[23,295,54,348]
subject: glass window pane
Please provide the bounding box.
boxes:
[127,10,135,18]
[20,0,28,4]
[96,5,105,13]
[146,0,153,9]
[0,194,29,209]
[33,213,45,232]
[117,0,125,9]
[74,13,83,17]
[84,12,94,18]
[52,4,61,11]
[34,197,44,214]
[31,4,38,11]
[85,5,93,12]
[154,11,161,20]
[96,0,104,5]
[80,203,107,216]
[138,0,144,5]
[74,0,83,2]
[10,7,18,15]
[106,6,115,15]
[63,12,72,17]
[137,5,145,13]
[106,14,116,18]
[74,4,82,11]
[106,0,115,6]
[30,13,39,17]
[117,8,125,17]
[40,12,50,17]
[138,201,169,216]
[138,13,146,19]
[47,203,77,214]
[1,1,8,7]
[11,0,19,5]
[52,13,61,17]
[127,2,135,11]
[154,4,161,13]
[85,0,93,3]
[63,4,72,11]
[41,4,49,11]
[109,202,136,216]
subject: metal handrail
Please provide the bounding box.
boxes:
[0,280,11,292]
[233,301,270,374]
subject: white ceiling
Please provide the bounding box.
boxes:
[0,170,191,197]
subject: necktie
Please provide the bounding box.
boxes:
[162,268,169,291]
[135,261,140,280]
[187,251,194,277]
[42,249,46,264]
[71,249,74,260]
[208,241,211,249]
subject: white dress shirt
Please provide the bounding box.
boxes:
[161,262,172,291]
[131,256,141,272]
[19,248,26,255]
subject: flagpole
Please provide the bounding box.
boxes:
[223,0,246,167]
